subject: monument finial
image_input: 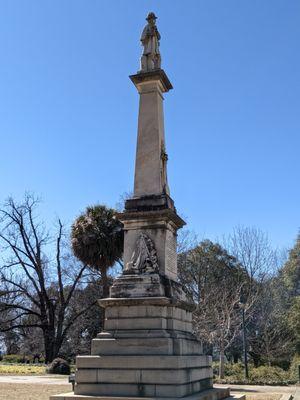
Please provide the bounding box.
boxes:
[140,12,161,72]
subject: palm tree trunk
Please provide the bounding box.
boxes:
[100,266,109,298]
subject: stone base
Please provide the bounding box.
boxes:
[67,297,212,399]
[51,296,231,400]
[74,356,212,397]
[50,386,240,400]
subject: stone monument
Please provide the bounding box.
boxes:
[51,12,243,400]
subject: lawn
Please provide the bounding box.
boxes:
[0,364,46,375]
[0,383,70,400]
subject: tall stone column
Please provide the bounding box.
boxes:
[114,69,184,291]
[50,12,239,400]
[132,70,171,198]
[120,69,182,283]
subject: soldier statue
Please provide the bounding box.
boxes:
[140,12,161,72]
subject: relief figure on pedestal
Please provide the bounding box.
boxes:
[125,233,159,274]
[140,12,161,72]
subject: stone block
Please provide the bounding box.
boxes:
[50,386,230,400]
[76,354,212,370]
[109,273,166,298]
[91,337,174,355]
[173,338,203,355]
[50,386,231,399]
[90,335,204,356]
[98,296,195,313]
[75,369,97,383]
[104,303,193,333]
[105,304,168,319]
[101,329,172,339]
[166,318,192,332]
[105,316,168,330]
[75,367,212,385]
[74,378,213,397]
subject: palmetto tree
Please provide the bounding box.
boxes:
[71,205,123,297]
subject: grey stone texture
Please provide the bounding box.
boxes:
[131,71,170,198]
[119,208,185,281]
[69,297,210,397]
[50,386,245,400]
[119,70,185,282]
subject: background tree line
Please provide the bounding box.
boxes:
[0,194,299,380]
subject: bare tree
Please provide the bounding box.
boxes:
[223,226,292,367]
[178,240,248,378]
[0,195,97,362]
[224,226,277,282]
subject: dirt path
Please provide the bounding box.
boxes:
[0,383,69,400]
[0,375,68,385]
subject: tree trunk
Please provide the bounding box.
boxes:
[43,328,57,363]
[219,347,226,379]
[249,351,260,368]
[100,266,109,298]
[44,339,54,364]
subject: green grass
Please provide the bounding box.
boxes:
[0,364,46,375]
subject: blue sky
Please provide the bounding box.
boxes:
[0,0,299,249]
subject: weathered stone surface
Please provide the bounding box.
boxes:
[50,386,232,400]
[109,274,166,299]
[139,13,161,73]
[98,296,195,312]
[103,302,193,332]
[104,316,168,330]
[130,69,173,94]
[75,367,212,385]
[118,209,184,282]
[97,329,172,339]
[115,62,185,282]
[104,317,192,332]
[76,355,212,370]
[91,337,174,356]
[74,378,213,397]
[105,304,168,318]
[90,335,203,356]
[125,194,175,212]
[132,78,169,198]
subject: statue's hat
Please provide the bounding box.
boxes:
[146,12,157,21]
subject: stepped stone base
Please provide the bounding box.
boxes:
[51,296,239,400]
[50,386,234,400]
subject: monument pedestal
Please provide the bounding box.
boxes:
[51,295,244,400]
[72,296,212,398]
[50,295,238,400]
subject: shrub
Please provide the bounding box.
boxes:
[212,361,244,379]
[2,354,30,364]
[47,358,70,375]
[250,365,290,385]
[213,362,294,385]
